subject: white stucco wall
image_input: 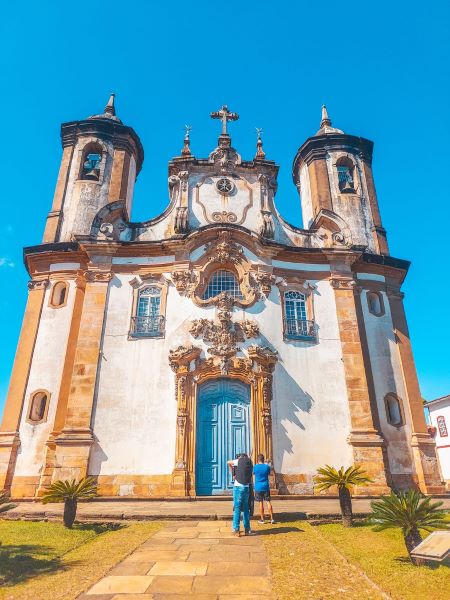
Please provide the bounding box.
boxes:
[15,280,76,476]
[360,284,414,475]
[89,251,353,489]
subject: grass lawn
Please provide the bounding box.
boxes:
[0,519,163,600]
[259,520,450,600]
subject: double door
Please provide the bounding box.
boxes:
[196,379,251,495]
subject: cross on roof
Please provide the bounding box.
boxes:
[210,105,239,135]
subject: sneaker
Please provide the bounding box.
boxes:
[258,520,265,524]
[233,530,240,537]
[270,519,276,524]
[244,529,255,536]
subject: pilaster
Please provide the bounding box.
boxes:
[387,284,445,493]
[329,255,389,494]
[0,279,49,490]
[43,145,74,243]
[52,268,112,482]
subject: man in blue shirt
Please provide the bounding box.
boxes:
[253,454,275,524]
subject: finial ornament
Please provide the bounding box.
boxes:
[210,105,239,136]
[182,124,192,156]
[255,127,265,159]
[104,93,116,117]
[320,104,332,128]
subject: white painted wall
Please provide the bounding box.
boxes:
[89,250,352,490]
[360,288,414,475]
[15,280,76,476]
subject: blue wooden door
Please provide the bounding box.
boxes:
[196,379,251,495]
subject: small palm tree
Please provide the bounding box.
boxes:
[0,490,16,515]
[42,477,97,528]
[314,465,372,527]
[369,490,450,564]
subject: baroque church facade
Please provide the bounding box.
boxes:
[0,97,444,498]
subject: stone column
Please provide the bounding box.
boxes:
[52,269,112,481]
[387,284,444,493]
[169,345,201,496]
[0,279,49,492]
[330,269,389,494]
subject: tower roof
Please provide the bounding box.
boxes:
[89,93,123,124]
[315,105,343,135]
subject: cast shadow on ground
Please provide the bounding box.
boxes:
[75,522,124,534]
[0,544,69,586]
[255,526,304,535]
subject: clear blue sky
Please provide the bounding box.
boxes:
[0,1,449,413]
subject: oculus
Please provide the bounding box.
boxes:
[216,177,233,195]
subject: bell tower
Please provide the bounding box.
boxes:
[293,106,388,254]
[42,94,144,243]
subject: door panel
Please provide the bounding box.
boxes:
[196,379,250,495]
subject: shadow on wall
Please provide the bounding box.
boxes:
[272,359,314,459]
[88,436,109,476]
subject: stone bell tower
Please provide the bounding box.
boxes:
[292,106,388,255]
[42,94,144,243]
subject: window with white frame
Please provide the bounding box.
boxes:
[284,290,314,339]
[132,285,163,336]
[202,269,243,300]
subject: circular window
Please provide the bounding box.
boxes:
[216,178,233,195]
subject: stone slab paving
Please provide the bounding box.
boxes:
[5,496,449,521]
[77,521,272,599]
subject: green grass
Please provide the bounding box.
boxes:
[0,520,163,600]
[317,521,450,600]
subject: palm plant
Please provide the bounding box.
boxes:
[0,490,16,515]
[369,490,449,564]
[314,465,372,527]
[42,477,97,528]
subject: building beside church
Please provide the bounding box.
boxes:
[426,396,450,488]
[0,97,444,498]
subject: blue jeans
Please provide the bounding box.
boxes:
[232,485,250,532]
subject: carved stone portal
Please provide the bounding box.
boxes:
[168,341,278,496]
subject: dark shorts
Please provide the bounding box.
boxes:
[255,490,271,501]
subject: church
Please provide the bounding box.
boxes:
[0,96,444,498]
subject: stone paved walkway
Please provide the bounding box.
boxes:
[78,521,271,599]
[8,496,449,522]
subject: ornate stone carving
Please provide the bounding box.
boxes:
[28,279,49,291]
[247,345,278,368]
[84,270,114,283]
[212,211,238,223]
[329,277,357,290]
[172,270,197,295]
[205,231,243,264]
[260,211,275,239]
[209,142,241,175]
[169,345,201,372]
[251,272,276,297]
[174,206,189,234]
[189,292,259,374]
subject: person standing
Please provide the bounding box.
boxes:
[253,454,275,524]
[227,453,253,537]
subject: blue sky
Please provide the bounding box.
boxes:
[0,1,449,413]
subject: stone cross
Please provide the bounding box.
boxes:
[210,105,239,135]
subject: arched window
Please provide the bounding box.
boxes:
[336,157,355,193]
[27,391,49,424]
[50,281,68,308]
[132,285,163,336]
[385,394,403,427]
[284,290,315,339]
[79,143,102,181]
[367,291,384,317]
[202,270,243,300]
